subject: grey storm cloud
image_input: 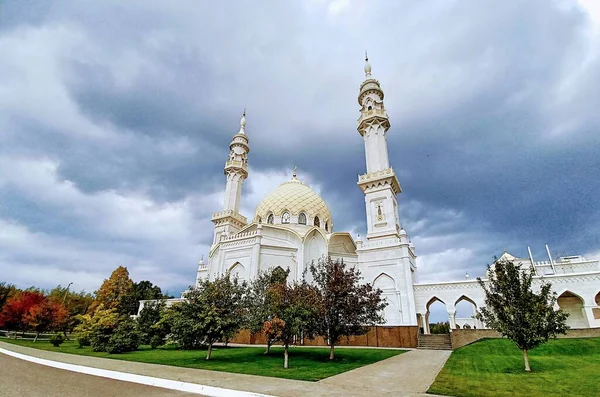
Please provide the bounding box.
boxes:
[0,0,599,293]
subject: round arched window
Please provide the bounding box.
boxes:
[267,214,274,224]
[325,221,328,232]
[282,212,291,224]
[298,212,307,225]
[314,216,320,227]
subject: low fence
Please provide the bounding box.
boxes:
[230,326,419,348]
[450,327,600,349]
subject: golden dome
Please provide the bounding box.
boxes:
[254,176,332,230]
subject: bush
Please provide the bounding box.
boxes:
[77,335,91,347]
[105,319,141,354]
[149,334,164,349]
[49,333,64,347]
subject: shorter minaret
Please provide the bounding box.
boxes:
[211,111,250,245]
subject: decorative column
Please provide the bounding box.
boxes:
[447,308,457,332]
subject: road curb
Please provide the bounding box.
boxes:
[0,347,275,397]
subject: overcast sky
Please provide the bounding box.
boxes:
[1,0,599,296]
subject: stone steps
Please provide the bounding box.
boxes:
[417,334,452,350]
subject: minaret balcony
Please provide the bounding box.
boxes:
[211,210,247,228]
[357,112,391,135]
[357,167,402,195]
[224,160,248,176]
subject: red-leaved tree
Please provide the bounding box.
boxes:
[25,299,69,341]
[0,291,45,336]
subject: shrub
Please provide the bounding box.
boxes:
[49,333,64,347]
[105,319,141,354]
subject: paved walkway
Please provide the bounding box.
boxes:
[0,353,198,397]
[0,341,451,396]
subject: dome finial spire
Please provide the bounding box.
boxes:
[364,50,372,78]
[293,165,297,178]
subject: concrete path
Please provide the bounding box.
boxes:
[0,341,451,396]
[0,352,198,397]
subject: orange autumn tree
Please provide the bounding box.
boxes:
[90,266,135,315]
[0,291,45,336]
[25,299,68,341]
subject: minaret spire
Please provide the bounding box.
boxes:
[356,55,402,240]
[211,111,250,245]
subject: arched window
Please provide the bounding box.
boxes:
[282,212,290,224]
[298,212,307,225]
[325,221,328,232]
[267,214,274,224]
[314,216,320,227]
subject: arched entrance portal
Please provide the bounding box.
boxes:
[455,295,479,330]
[423,297,449,334]
[558,291,588,328]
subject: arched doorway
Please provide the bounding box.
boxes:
[557,291,588,328]
[373,273,401,325]
[455,295,479,329]
[425,297,449,334]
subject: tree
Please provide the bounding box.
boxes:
[47,286,95,337]
[136,300,166,345]
[477,259,569,372]
[430,322,450,334]
[266,279,320,369]
[74,305,140,353]
[0,291,45,335]
[25,299,68,341]
[171,275,247,359]
[123,280,169,316]
[246,267,290,353]
[90,266,135,315]
[0,282,18,312]
[309,257,387,360]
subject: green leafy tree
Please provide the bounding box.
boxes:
[73,305,140,353]
[90,266,134,315]
[136,300,166,346]
[430,322,450,334]
[477,259,569,371]
[310,257,387,360]
[246,267,289,353]
[267,279,320,369]
[0,282,18,312]
[171,275,247,359]
[123,280,169,316]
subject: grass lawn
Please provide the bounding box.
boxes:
[428,337,600,397]
[0,338,404,381]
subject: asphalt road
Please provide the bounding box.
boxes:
[0,353,202,397]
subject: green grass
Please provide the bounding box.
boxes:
[428,337,600,397]
[0,338,404,381]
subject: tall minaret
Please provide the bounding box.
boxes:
[357,54,402,240]
[211,111,249,245]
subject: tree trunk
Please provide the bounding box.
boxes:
[329,344,335,360]
[206,343,213,360]
[34,332,39,343]
[284,344,289,369]
[264,340,271,354]
[522,349,531,372]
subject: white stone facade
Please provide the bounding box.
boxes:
[177,58,600,331]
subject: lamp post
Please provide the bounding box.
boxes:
[62,282,73,305]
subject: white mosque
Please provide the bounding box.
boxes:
[159,58,600,333]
